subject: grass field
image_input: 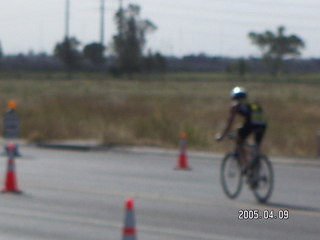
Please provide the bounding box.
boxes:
[0,71,320,158]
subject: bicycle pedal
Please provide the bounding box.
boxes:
[250,182,258,190]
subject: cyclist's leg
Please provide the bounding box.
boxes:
[254,125,267,154]
[250,125,267,188]
[237,126,251,174]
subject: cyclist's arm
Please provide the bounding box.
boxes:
[218,105,237,140]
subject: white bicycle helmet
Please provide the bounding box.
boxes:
[231,86,247,100]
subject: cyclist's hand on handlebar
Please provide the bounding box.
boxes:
[215,134,224,142]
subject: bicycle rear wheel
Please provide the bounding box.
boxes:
[252,155,274,203]
[220,153,243,199]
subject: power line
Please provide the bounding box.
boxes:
[132,0,319,23]
[65,0,70,39]
[119,0,124,37]
[1,0,319,57]
[100,0,105,45]
[135,0,320,12]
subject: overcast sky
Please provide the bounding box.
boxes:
[0,0,319,57]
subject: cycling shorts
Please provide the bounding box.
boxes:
[238,124,267,144]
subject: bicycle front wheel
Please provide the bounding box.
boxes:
[220,153,243,199]
[252,155,274,203]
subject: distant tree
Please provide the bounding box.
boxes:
[54,37,82,72]
[248,26,305,76]
[112,4,157,74]
[0,42,3,69]
[0,41,3,59]
[83,42,106,65]
[225,58,249,76]
[237,58,249,77]
[143,51,167,72]
[153,52,166,72]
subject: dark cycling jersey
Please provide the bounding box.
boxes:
[234,101,267,126]
[234,101,267,144]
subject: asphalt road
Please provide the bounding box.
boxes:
[0,145,319,240]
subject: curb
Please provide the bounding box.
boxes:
[111,146,320,168]
[34,141,320,168]
[36,140,113,151]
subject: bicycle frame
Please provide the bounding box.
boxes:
[227,134,260,169]
[220,133,273,203]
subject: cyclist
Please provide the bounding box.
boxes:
[215,86,267,174]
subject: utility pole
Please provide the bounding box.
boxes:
[65,0,70,40]
[119,0,124,37]
[100,0,105,45]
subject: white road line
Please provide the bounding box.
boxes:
[0,206,253,240]
[25,182,320,218]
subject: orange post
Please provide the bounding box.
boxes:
[122,198,137,240]
[2,143,22,194]
[175,133,191,170]
[317,132,320,157]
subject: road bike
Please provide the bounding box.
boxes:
[219,135,274,203]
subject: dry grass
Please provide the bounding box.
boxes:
[0,72,320,158]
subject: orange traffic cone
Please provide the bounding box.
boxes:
[175,133,191,170]
[122,198,137,240]
[2,143,22,194]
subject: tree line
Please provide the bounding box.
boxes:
[0,4,166,76]
[0,4,311,77]
[53,4,166,75]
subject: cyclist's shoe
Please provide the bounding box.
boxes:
[248,172,259,189]
[241,165,251,176]
[249,180,258,190]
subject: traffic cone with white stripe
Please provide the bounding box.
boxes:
[122,198,137,240]
[175,133,191,170]
[2,143,22,193]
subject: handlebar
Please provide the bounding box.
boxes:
[226,133,236,140]
[215,133,236,141]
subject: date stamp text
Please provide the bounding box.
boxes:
[238,209,289,220]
